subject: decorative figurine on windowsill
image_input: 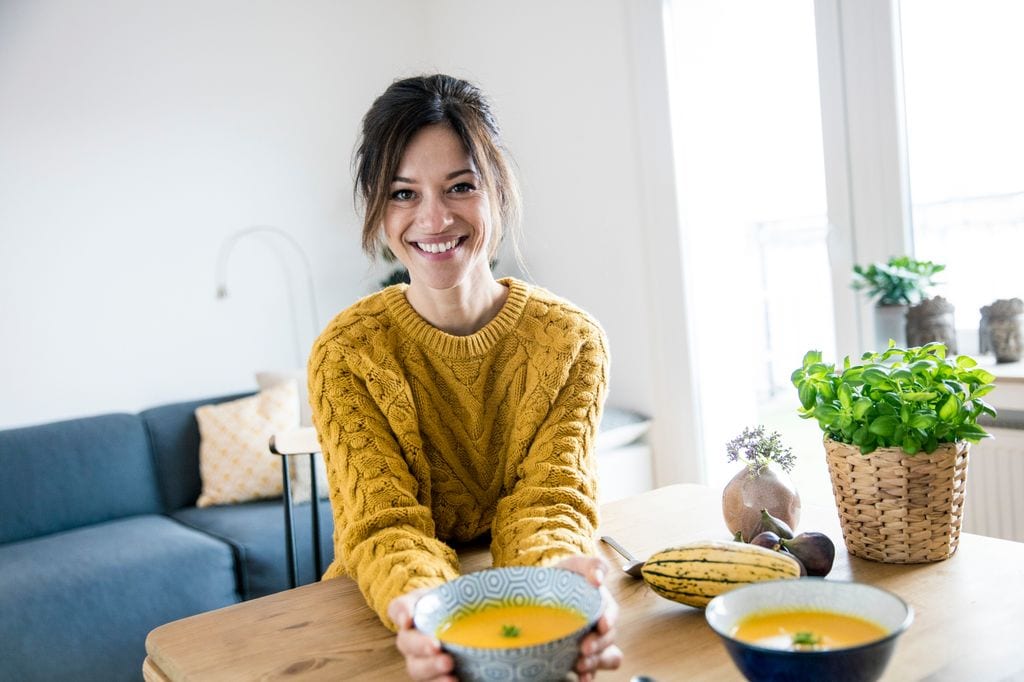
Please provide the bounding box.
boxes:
[980,298,1024,363]
[906,295,957,354]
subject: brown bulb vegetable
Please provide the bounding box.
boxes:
[722,427,801,541]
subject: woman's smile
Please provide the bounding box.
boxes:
[412,235,468,256]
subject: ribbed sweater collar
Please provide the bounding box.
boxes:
[381,277,530,358]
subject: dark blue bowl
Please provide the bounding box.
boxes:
[705,580,913,682]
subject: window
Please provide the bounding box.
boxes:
[665,0,835,499]
[660,0,1022,492]
[901,0,1024,350]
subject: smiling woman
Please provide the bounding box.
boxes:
[308,74,622,682]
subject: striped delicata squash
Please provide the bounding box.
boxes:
[640,540,801,608]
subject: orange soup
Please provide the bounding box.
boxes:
[437,602,587,648]
[732,609,888,651]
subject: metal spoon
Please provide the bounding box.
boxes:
[600,535,645,578]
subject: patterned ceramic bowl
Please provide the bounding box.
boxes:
[705,579,913,682]
[413,566,602,682]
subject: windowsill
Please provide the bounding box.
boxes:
[976,357,1024,412]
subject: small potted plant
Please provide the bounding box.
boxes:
[852,256,944,348]
[791,342,996,564]
[721,426,801,542]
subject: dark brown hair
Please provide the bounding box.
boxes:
[354,74,522,260]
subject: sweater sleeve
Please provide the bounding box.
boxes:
[309,335,460,631]
[490,325,609,567]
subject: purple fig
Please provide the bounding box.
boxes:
[780,532,836,577]
[749,531,782,551]
[782,548,808,576]
[747,508,795,541]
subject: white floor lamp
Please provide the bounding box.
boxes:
[213,226,320,367]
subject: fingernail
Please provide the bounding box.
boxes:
[594,568,605,585]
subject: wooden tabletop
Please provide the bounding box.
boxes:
[144,484,1024,681]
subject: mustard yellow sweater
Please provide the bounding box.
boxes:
[308,277,608,629]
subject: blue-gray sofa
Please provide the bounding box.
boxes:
[0,394,334,682]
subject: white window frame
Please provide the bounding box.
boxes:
[814,0,914,360]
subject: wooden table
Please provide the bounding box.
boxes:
[144,484,1024,681]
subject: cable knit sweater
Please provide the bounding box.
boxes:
[308,277,608,629]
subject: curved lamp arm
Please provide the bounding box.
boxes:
[214,226,320,366]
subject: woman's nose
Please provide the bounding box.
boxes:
[415,194,454,233]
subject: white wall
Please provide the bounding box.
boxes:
[0,0,423,428]
[1,0,685,477]
[419,0,657,417]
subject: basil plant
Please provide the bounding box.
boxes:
[792,343,996,455]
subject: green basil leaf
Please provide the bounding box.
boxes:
[890,368,913,382]
[902,434,921,455]
[853,397,873,420]
[902,391,938,402]
[798,382,817,410]
[862,368,890,386]
[868,415,899,438]
[803,350,823,368]
[817,381,836,401]
[909,412,938,430]
[970,384,995,399]
[893,424,907,444]
[938,396,960,421]
[970,368,996,384]
[838,384,853,410]
[956,355,977,369]
[815,405,840,423]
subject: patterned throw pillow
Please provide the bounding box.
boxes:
[195,382,300,507]
[254,371,328,501]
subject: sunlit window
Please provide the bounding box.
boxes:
[901,0,1024,352]
[666,0,835,499]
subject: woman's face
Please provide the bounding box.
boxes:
[383,124,494,293]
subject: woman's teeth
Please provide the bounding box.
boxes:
[417,239,459,254]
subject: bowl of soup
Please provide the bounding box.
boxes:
[705,579,913,682]
[413,566,602,682]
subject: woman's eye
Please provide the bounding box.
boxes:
[449,182,476,194]
[390,189,415,201]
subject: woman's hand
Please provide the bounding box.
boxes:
[388,588,456,682]
[556,555,623,681]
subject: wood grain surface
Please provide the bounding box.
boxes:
[144,484,1024,681]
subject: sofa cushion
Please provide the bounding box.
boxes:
[0,413,162,544]
[0,515,238,682]
[195,383,300,507]
[140,392,252,512]
[172,498,334,599]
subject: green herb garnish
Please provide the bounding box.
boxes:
[792,631,821,647]
[500,624,521,638]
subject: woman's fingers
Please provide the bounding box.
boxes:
[556,555,610,588]
[597,586,619,630]
[576,642,623,677]
[389,589,457,681]
[395,620,456,680]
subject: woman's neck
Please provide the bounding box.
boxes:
[405,272,509,336]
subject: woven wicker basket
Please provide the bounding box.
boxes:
[823,437,970,564]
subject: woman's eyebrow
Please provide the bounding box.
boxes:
[392,168,476,184]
